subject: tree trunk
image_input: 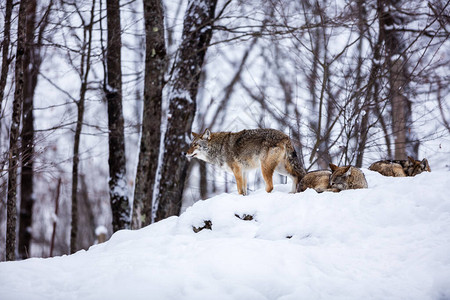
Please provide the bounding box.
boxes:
[18,0,39,260]
[355,0,375,167]
[6,0,27,261]
[379,0,415,159]
[49,178,61,257]
[77,174,96,250]
[105,0,130,232]
[155,0,217,222]
[390,57,411,159]
[371,1,393,157]
[199,161,207,200]
[132,0,166,229]
[70,0,95,254]
[0,0,13,121]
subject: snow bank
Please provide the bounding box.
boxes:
[1,169,450,300]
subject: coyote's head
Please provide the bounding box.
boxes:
[328,164,352,191]
[328,163,368,190]
[186,129,211,161]
[406,156,431,176]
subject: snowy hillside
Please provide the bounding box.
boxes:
[1,169,450,300]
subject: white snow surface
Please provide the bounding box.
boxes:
[1,169,450,300]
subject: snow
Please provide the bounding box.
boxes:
[95,225,108,237]
[170,83,193,104]
[1,169,450,299]
[104,84,118,94]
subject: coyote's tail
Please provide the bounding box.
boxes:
[285,141,306,182]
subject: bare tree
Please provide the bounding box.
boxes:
[6,0,27,261]
[18,0,37,260]
[70,0,96,254]
[132,0,166,229]
[379,0,414,159]
[49,178,61,257]
[0,0,13,120]
[155,0,218,222]
[0,0,14,262]
[18,0,52,259]
[105,0,130,232]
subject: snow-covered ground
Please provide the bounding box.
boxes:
[1,169,450,300]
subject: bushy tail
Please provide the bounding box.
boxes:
[285,142,306,190]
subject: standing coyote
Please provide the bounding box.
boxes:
[300,164,368,193]
[369,156,431,177]
[186,128,306,195]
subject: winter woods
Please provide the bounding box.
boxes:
[0,0,449,260]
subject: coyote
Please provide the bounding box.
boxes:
[369,156,431,177]
[300,170,336,193]
[300,164,368,193]
[329,164,368,191]
[186,128,306,195]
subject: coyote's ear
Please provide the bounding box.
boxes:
[421,158,431,171]
[408,156,415,163]
[344,166,352,176]
[192,132,199,139]
[202,128,211,140]
[329,163,338,172]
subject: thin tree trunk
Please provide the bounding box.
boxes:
[78,174,96,250]
[372,0,392,158]
[49,178,61,257]
[70,95,83,254]
[304,2,324,167]
[132,0,166,229]
[155,0,217,222]
[390,59,408,159]
[105,0,130,232]
[378,0,413,160]
[6,0,27,261]
[18,0,38,260]
[308,4,330,167]
[0,0,13,121]
[355,0,375,167]
[70,0,95,254]
[199,161,207,200]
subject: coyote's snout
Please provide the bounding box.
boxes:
[369,156,431,177]
[187,128,306,195]
[300,164,368,193]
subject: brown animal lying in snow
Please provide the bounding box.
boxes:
[369,156,431,177]
[300,164,368,193]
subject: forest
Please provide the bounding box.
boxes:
[0,0,448,261]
